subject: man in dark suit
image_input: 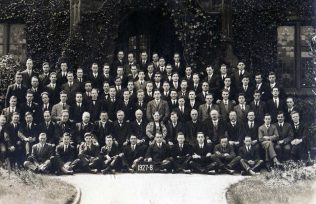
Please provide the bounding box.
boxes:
[222,77,237,101]
[100,135,122,173]
[55,110,76,144]
[18,112,38,156]
[56,62,69,85]
[134,90,147,118]
[88,63,103,89]
[284,97,299,123]
[173,53,185,76]
[134,71,147,91]
[45,72,60,105]
[116,90,135,122]
[112,110,131,147]
[24,133,54,173]
[274,112,294,161]
[166,112,185,146]
[72,133,99,173]
[19,90,40,123]
[218,89,235,122]
[82,82,93,103]
[104,86,119,121]
[186,91,200,113]
[7,113,24,167]
[173,96,190,122]
[54,132,76,175]
[0,116,11,165]
[254,73,269,101]
[124,53,138,75]
[21,58,38,88]
[266,72,285,100]
[121,135,146,172]
[38,62,51,88]
[190,73,202,94]
[238,75,254,104]
[267,87,285,123]
[145,64,155,82]
[2,96,20,122]
[291,111,309,161]
[145,132,172,172]
[213,137,241,174]
[5,72,27,107]
[198,93,219,122]
[203,109,227,145]
[218,64,229,89]
[111,51,125,76]
[38,92,53,122]
[75,68,86,93]
[171,132,192,173]
[189,132,218,174]
[51,91,70,122]
[100,64,113,85]
[168,89,178,110]
[239,136,264,175]
[153,72,163,92]
[204,66,219,96]
[139,51,150,71]
[244,111,260,149]
[227,111,245,151]
[185,109,204,145]
[234,93,250,123]
[87,88,103,122]
[130,109,148,145]
[146,89,170,122]
[231,61,250,90]
[70,92,88,123]
[75,112,95,145]
[250,90,267,124]
[61,72,81,105]
[38,111,58,146]
[93,111,113,147]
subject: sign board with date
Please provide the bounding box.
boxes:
[136,162,154,173]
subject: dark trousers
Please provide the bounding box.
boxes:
[214,155,241,169]
[172,156,191,171]
[261,141,277,162]
[72,154,99,172]
[101,156,123,171]
[152,160,172,172]
[291,143,307,161]
[240,159,264,172]
[275,143,291,161]
[189,155,218,172]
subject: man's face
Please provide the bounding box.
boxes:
[109,88,116,97]
[61,63,68,71]
[137,92,144,100]
[31,78,39,88]
[139,72,145,80]
[172,74,179,82]
[135,111,143,120]
[92,65,98,73]
[100,113,108,121]
[67,74,74,82]
[128,82,134,91]
[244,137,252,146]
[152,54,159,62]
[91,90,98,99]
[154,91,161,100]
[63,136,70,145]
[222,91,229,100]
[193,75,199,83]
[26,59,33,70]
[291,113,300,123]
[153,112,160,121]
[286,99,294,108]
[202,83,209,91]
[237,62,245,70]
[60,94,67,103]
[77,69,83,78]
[242,78,249,86]
[155,134,163,143]
[255,75,262,84]
[158,58,165,66]
[25,115,33,123]
[44,112,51,122]
[130,136,137,145]
[0,117,6,125]
[26,94,33,102]
[254,93,261,100]
[211,111,218,120]
[117,51,124,60]
[131,66,137,74]
[10,98,17,107]
[170,91,177,99]
[146,83,153,91]
[166,66,172,73]
[238,96,245,104]
[272,88,279,97]
[170,114,178,123]
[147,65,154,72]
[220,66,227,74]
[85,83,92,92]
[128,54,134,62]
[50,75,57,83]
[43,65,49,73]
[163,83,170,91]
[103,83,110,92]
[141,53,147,61]
[103,66,110,74]
[180,82,187,90]
[205,95,213,105]
[82,114,90,123]
[117,68,124,76]
[191,111,198,120]
[277,114,284,123]
[123,91,130,100]
[85,136,92,143]
[115,78,122,86]
[269,75,276,83]
[174,54,180,62]
[15,75,22,83]
[154,74,161,82]
[106,137,113,146]
[220,138,228,148]
[206,67,213,75]
[185,67,192,75]
[229,112,237,122]
[178,98,185,106]
[247,112,255,121]
[224,78,231,86]
[188,92,196,100]
[117,112,124,121]
[177,135,185,144]
[12,115,19,123]
[264,116,271,125]
[76,94,83,103]
[39,135,47,144]
[61,113,69,122]
[197,134,204,144]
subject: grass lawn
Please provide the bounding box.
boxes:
[227,162,316,204]
[0,168,77,204]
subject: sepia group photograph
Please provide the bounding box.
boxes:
[0,0,315,204]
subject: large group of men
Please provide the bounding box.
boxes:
[0,51,310,175]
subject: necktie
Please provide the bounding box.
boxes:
[64,145,68,152]
[247,146,250,152]
[139,101,142,107]
[132,145,135,151]
[180,145,183,151]
[250,122,253,128]
[242,105,245,111]
[181,106,184,113]
[63,103,66,109]
[295,125,298,129]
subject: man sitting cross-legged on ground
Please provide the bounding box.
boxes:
[100,135,122,174]
[72,132,99,173]
[54,132,76,175]
[213,137,241,175]
[24,133,54,173]
[188,132,218,174]
[239,136,264,175]
[144,132,172,173]
[170,132,192,173]
[121,134,146,173]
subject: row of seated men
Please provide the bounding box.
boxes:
[0,107,309,175]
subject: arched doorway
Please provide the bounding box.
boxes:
[116,8,183,62]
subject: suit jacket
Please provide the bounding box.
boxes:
[185,120,204,145]
[30,143,54,163]
[19,102,40,123]
[134,80,147,91]
[244,121,260,141]
[214,144,236,157]
[123,144,145,165]
[116,99,135,121]
[203,119,227,144]
[166,122,185,143]
[56,143,77,163]
[173,106,191,122]
[255,82,269,101]
[99,144,120,159]
[267,98,286,122]
[88,72,103,89]
[198,103,220,122]
[2,106,20,122]
[231,70,250,90]
[75,122,95,144]
[249,100,267,124]
[78,143,100,158]
[292,123,308,142]
[5,83,27,106]
[6,122,21,146]
[87,100,103,122]
[233,104,250,122]
[146,99,170,122]
[56,72,68,85]
[258,124,279,143]
[238,145,260,161]
[274,122,294,144]
[130,120,148,141]
[51,102,70,121]
[189,83,202,95]
[171,143,192,159]
[21,69,38,88]
[56,120,76,142]
[38,103,53,122]
[226,121,245,143]
[18,122,39,141]
[104,98,119,121]
[69,103,89,123]
[61,82,81,105]
[218,100,234,122]
[186,100,200,113]
[204,74,219,94]
[192,142,213,158]
[45,83,61,105]
[37,121,58,145]
[145,142,171,163]
[237,85,254,104]
[93,120,113,147]
[112,121,131,145]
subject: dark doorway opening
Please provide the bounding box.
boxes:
[116,9,183,63]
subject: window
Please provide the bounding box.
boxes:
[0,23,26,62]
[128,34,150,61]
[277,25,316,89]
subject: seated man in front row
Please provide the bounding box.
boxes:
[24,133,54,173]
[170,132,192,173]
[144,132,172,173]
[72,132,99,173]
[239,136,264,175]
[54,132,76,175]
[213,137,241,174]
[189,132,218,174]
[100,135,122,174]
